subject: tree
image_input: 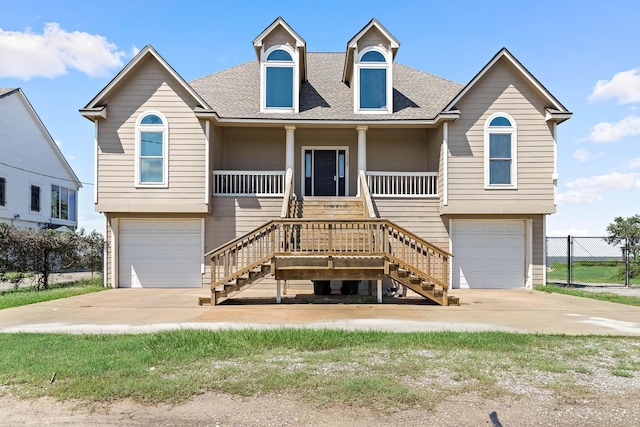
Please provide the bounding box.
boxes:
[605,214,640,248]
[605,215,640,280]
[0,225,104,290]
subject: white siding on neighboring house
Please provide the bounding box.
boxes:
[0,89,80,228]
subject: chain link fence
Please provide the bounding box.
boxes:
[546,236,639,287]
[0,270,103,292]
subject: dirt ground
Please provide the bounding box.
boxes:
[1,389,639,427]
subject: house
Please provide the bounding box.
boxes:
[0,88,81,230]
[80,18,571,303]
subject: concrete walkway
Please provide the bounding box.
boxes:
[1,284,640,335]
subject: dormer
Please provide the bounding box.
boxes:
[253,17,307,113]
[342,19,399,114]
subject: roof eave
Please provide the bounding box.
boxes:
[83,45,211,111]
[79,107,107,121]
[443,48,569,114]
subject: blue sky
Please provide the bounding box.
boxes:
[1,0,639,236]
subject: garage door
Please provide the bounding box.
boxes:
[119,219,202,288]
[451,221,525,289]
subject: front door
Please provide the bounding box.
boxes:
[304,149,346,196]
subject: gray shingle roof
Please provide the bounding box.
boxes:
[189,53,462,121]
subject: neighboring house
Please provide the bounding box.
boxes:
[80,17,570,299]
[0,88,81,230]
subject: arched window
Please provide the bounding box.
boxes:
[136,111,168,186]
[485,113,517,188]
[263,47,294,110]
[356,48,391,113]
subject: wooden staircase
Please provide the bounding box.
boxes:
[198,170,458,307]
[201,217,458,307]
[293,197,366,219]
[387,263,459,306]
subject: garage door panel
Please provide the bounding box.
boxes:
[452,221,525,289]
[119,219,202,288]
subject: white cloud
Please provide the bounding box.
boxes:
[589,67,640,104]
[585,116,640,142]
[629,158,640,169]
[572,148,603,162]
[557,172,639,204]
[0,22,127,79]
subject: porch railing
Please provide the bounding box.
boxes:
[213,170,286,196]
[367,171,438,197]
[206,218,451,291]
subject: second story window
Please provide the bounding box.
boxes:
[30,185,40,212]
[0,177,5,207]
[136,112,168,186]
[263,47,295,112]
[356,49,391,113]
[485,114,517,189]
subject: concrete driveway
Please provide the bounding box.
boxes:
[1,284,639,335]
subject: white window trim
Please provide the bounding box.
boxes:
[260,45,298,113]
[354,47,392,114]
[135,110,169,188]
[484,112,517,189]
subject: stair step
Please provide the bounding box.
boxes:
[421,283,434,291]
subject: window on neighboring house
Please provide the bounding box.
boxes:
[0,177,5,207]
[30,185,40,212]
[263,47,295,111]
[136,112,168,186]
[51,185,77,221]
[485,114,517,188]
[356,49,391,113]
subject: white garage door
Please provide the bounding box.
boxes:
[451,221,525,289]
[119,219,202,288]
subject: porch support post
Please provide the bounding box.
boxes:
[377,279,383,303]
[285,125,296,173]
[356,125,368,173]
[276,280,282,304]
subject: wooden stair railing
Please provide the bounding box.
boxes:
[202,218,455,306]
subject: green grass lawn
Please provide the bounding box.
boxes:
[546,261,640,285]
[0,276,106,310]
[0,330,638,407]
[536,283,640,306]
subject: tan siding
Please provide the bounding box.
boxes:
[445,57,555,215]
[263,27,296,51]
[96,56,207,213]
[374,198,449,252]
[222,128,285,170]
[532,214,545,284]
[426,128,441,173]
[212,126,223,170]
[358,27,390,54]
[367,129,428,172]
[205,196,283,251]
[105,214,113,287]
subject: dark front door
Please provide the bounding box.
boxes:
[313,150,337,196]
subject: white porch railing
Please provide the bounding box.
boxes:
[367,172,438,197]
[213,171,286,196]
